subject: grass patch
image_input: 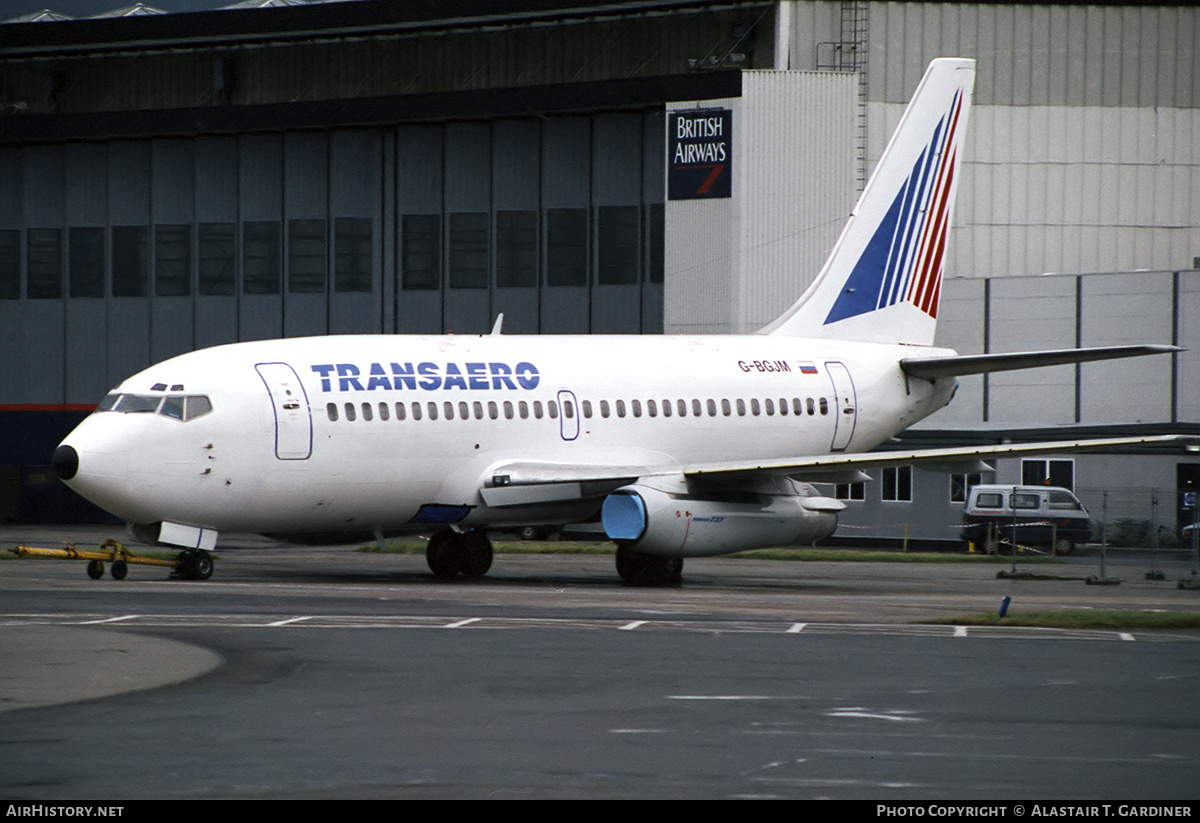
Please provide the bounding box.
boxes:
[726,547,1059,563]
[925,610,1200,630]
[358,541,1058,563]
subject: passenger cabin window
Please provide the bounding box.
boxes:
[1012,493,1041,510]
[976,493,1004,509]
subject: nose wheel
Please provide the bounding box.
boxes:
[176,549,214,580]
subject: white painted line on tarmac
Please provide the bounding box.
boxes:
[267,616,313,626]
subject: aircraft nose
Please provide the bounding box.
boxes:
[52,444,79,481]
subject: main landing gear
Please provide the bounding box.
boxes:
[426,528,494,579]
[615,545,683,586]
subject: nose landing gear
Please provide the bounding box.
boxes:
[176,549,215,580]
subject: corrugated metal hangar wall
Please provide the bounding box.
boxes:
[0,0,1196,528]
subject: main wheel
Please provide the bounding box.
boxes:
[426,529,461,578]
[458,530,493,579]
[86,559,104,580]
[111,560,128,580]
[616,546,683,586]
[1054,537,1075,556]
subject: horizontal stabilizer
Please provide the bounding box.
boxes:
[900,345,1180,380]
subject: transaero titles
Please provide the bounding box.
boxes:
[311,362,540,393]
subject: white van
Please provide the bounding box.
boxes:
[962,485,1092,555]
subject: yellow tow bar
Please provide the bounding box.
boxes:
[11,539,214,581]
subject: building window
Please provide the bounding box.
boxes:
[69,227,105,298]
[26,228,62,299]
[597,205,639,285]
[334,217,372,293]
[835,482,865,501]
[647,202,664,285]
[950,473,983,504]
[1021,459,1074,489]
[448,212,488,289]
[198,223,236,296]
[155,224,191,297]
[0,230,19,299]
[243,221,281,295]
[496,210,537,287]
[882,466,912,502]
[111,226,149,297]
[546,208,587,286]
[288,218,327,294]
[401,214,440,290]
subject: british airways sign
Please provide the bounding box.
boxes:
[668,109,732,200]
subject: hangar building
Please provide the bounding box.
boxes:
[1,0,1197,542]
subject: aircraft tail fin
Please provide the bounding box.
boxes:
[761,58,975,345]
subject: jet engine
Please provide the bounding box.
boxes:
[600,476,843,558]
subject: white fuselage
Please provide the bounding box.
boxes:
[60,333,957,536]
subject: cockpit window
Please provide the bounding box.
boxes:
[113,394,162,413]
[97,393,213,421]
[186,395,213,419]
[160,396,185,420]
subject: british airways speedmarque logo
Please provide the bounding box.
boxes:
[311,362,540,392]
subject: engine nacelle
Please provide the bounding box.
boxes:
[601,477,843,558]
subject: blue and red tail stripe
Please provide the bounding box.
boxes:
[824,88,965,325]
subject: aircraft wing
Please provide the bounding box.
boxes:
[683,434,1196,482]
[900,345,1180,379]
[479,434,1196,505]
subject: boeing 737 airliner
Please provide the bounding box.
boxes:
[51,59,1181,584]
